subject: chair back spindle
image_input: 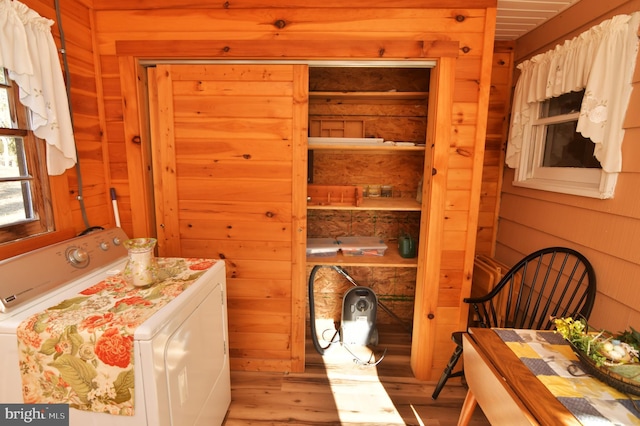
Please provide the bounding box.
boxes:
[467,247,596,331]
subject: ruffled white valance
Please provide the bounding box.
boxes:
[506,12,640,173]
[0,0,76,176]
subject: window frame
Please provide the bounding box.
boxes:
[0,69,55,244]
[512,98,618,199]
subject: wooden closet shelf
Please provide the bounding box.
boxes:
[309,91,429,100]
[307,197,421,211]
[307,243,418,267]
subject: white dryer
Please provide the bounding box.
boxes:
[0,228,230,425]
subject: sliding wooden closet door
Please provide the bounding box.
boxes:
[148,64,308,372]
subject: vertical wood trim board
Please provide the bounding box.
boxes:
[119,57,155,237]
[148,66,182,256]
[290,65,309,373]
[484,41,514,257]
[411,56,455,380]
[458,7,497,330]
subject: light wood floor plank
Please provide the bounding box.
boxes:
[223,325,490,425]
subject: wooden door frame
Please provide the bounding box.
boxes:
[410,56,454,379]
[116,41,460,376]
[290,65,309,372]
[118,56,156,238]
[146,66,182,257]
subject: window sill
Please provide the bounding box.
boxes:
[0,228,75,261]
[512,175,617,199]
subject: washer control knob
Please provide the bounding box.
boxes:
[67,247,89,268]
[100,241,110,251]
[112,237,122,246]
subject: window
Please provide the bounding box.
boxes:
[0,67,54,244]
[539,91,600,169]
[512,89,617,199]
[506,13,640,200]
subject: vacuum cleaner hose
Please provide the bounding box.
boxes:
[308,265,327,355]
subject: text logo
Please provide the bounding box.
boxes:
[0,405,68,425]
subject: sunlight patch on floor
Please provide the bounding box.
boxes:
[317,320,407,425]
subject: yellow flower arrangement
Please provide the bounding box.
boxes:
[553,317,639,367]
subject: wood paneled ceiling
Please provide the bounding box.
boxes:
[496,0,581,40]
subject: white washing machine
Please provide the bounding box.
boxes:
[0,228,231,425]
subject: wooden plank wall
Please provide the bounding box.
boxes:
[14,0,115,244]
[475,41,514,256]
[496,0,640,333]
[32,0,498,378]
[94,0,495,377]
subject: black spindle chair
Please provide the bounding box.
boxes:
[431,247,597,400]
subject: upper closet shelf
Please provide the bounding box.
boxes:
[308,137,425,151]
[309,91,428,100]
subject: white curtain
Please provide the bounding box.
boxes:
[506,12,640,174]
[0,0,76,176]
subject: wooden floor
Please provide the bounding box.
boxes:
[223,325,490,425]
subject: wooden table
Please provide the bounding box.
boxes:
[457,328,585,426]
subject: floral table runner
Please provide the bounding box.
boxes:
[494,328,640,425]
[16,257,217,416]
